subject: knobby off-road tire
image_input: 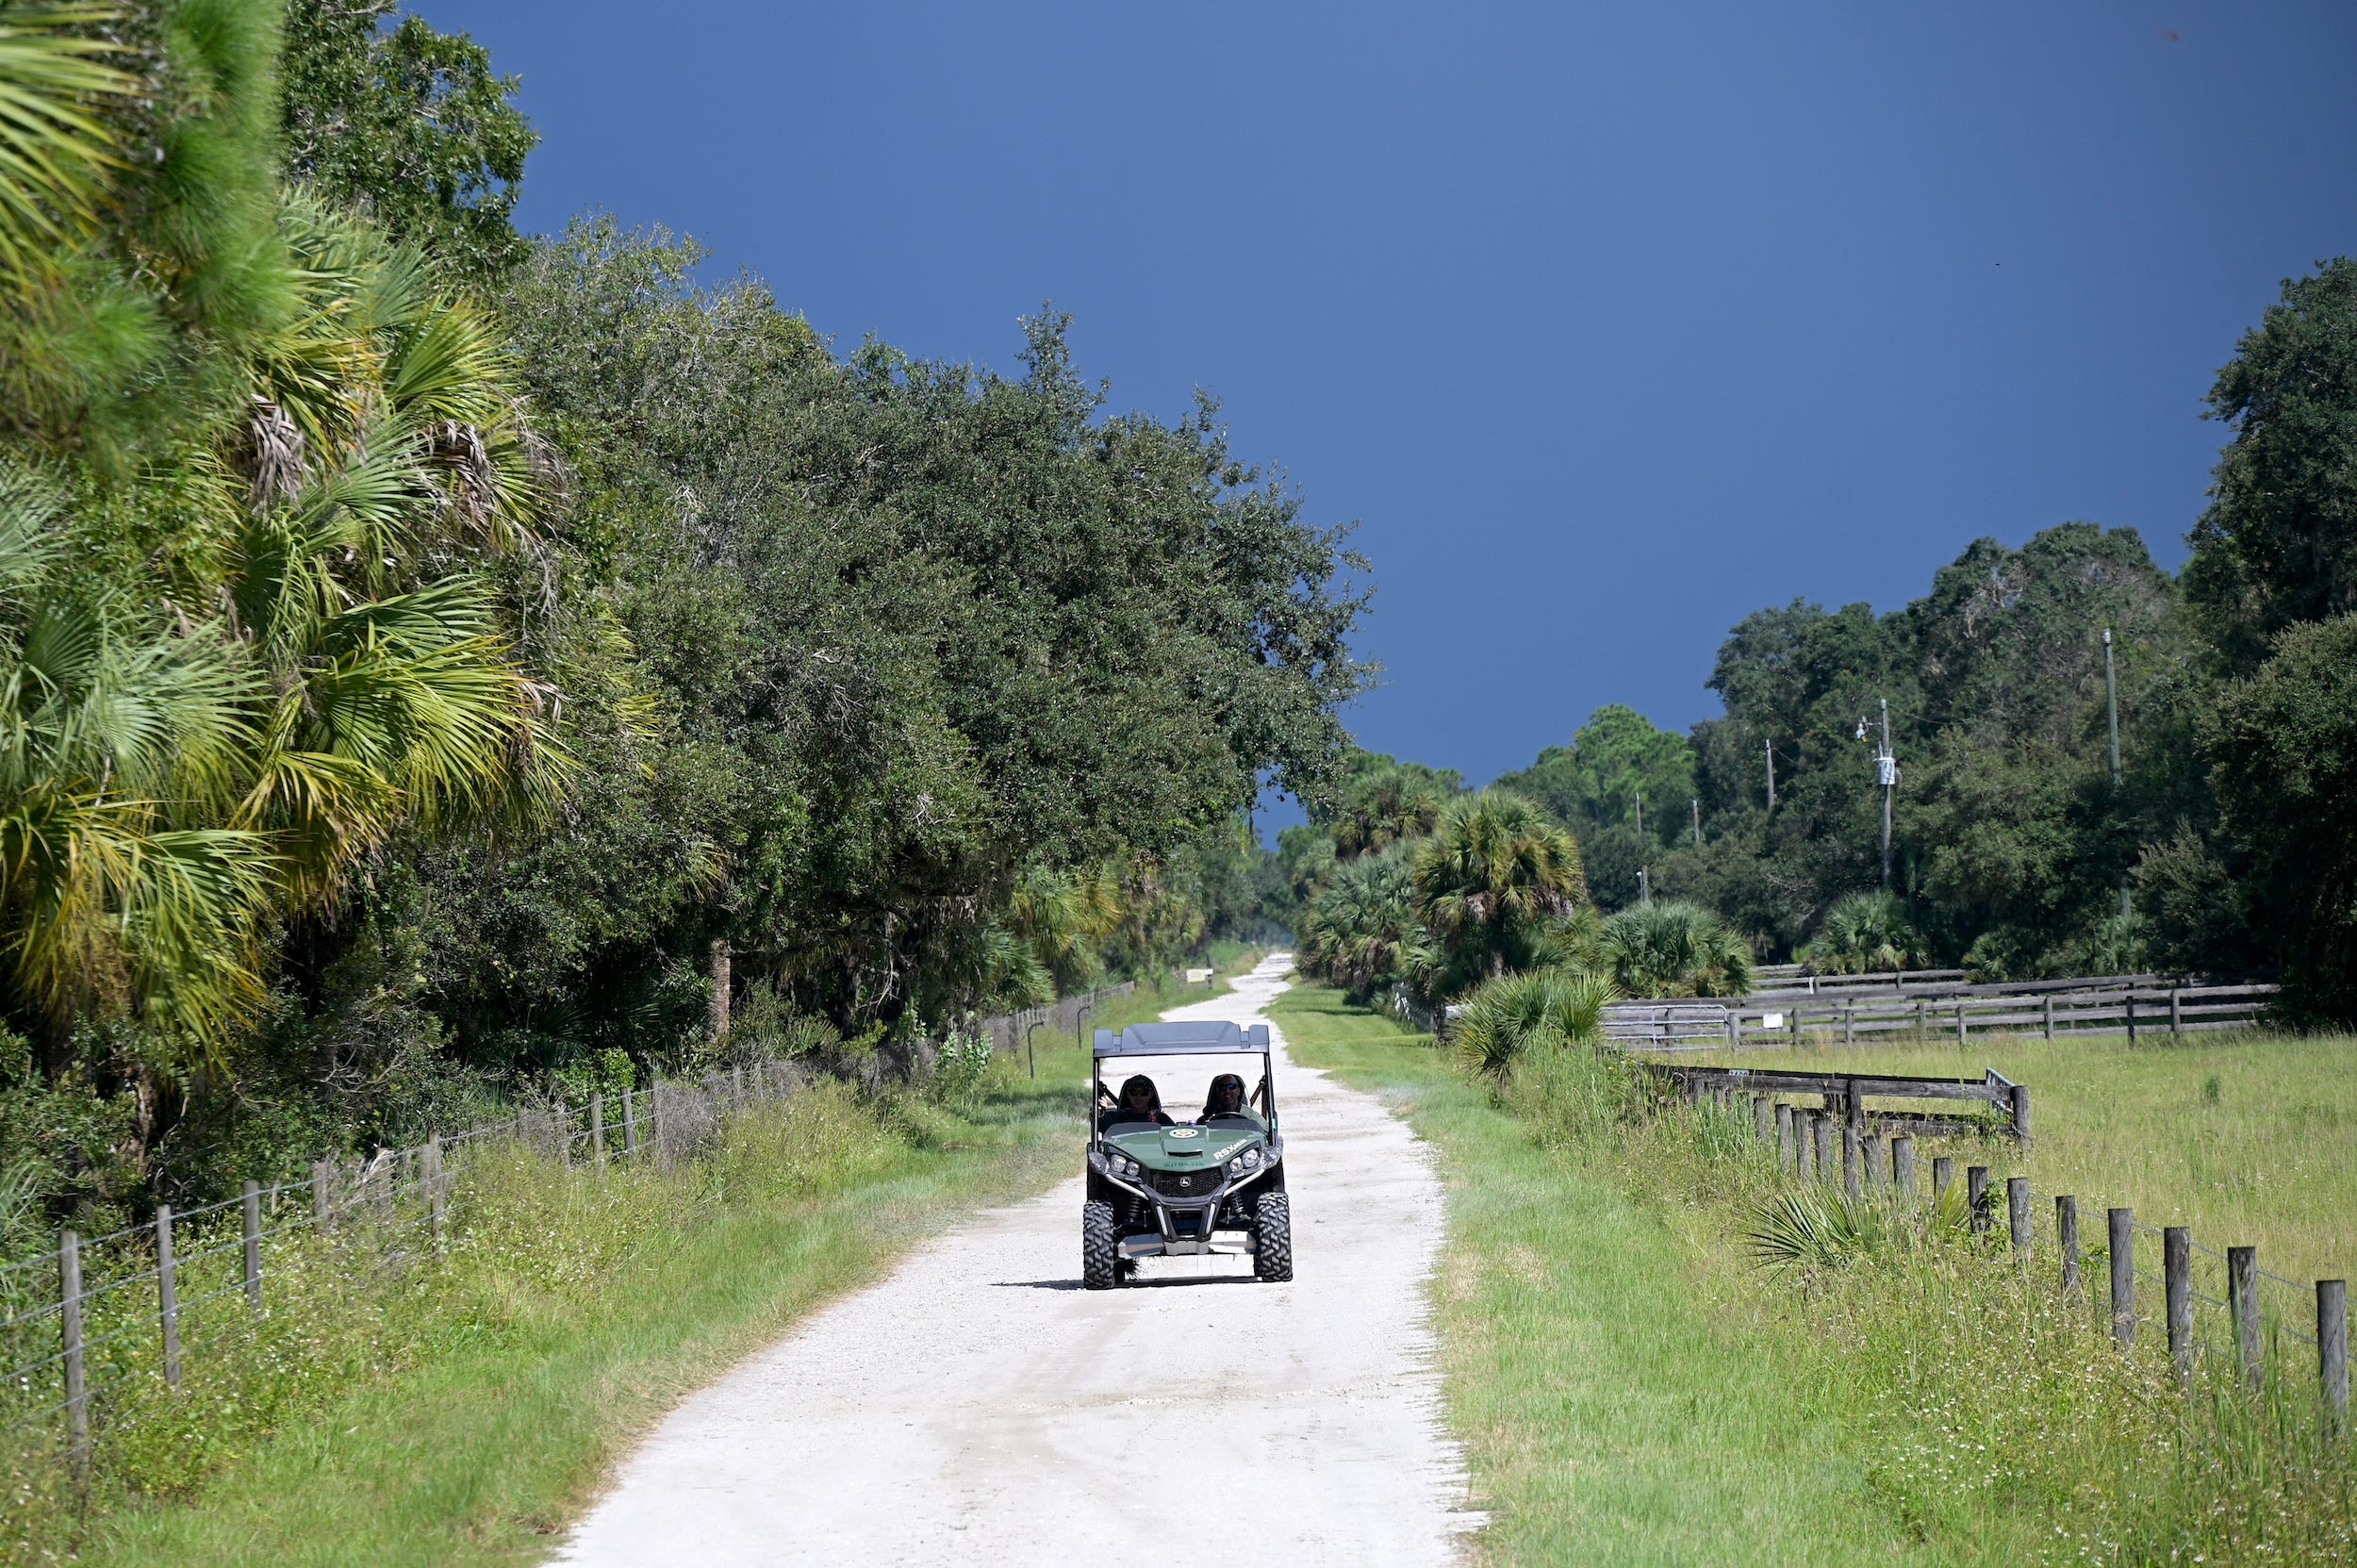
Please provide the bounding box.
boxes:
[1082,1200,1119,1290]
[1253,1190,1294,1282]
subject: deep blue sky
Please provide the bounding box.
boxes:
[427,0,2356,814]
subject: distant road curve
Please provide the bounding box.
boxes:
[557,953,1476,1566]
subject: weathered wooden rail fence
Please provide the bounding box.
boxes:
[1661,1065,2350,1428]
[1605,971,2278,1050]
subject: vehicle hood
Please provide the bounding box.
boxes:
[1105,1124,1264,1171]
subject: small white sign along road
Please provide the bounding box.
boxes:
[555,955,1477,1565]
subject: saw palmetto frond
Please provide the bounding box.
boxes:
[0,4,136,302]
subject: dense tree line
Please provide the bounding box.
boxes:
[0,1,1358,1227]
[1286,264,2357,1027]
[1490,262,2357,1018]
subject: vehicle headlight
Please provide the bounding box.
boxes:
[1227,1147,1261,1177]
[1109,1154,1140,1179]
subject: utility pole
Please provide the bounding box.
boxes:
[1876,699,1896,892]
[1635,791,1647,903]
[2104,628,2129,917]
[1690,797,1702,850]
[1765,739,1776,813]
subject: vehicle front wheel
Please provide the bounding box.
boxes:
[1082,1200,1119,1289]
[1253,1190,1293,1282]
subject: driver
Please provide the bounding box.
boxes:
[1197,1073,1251,1122]
[1103,1074,1173,1130]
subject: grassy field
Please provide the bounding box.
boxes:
[1269,985,2040,1567]
[1668,1030,2357,1283]
[1271,983,2355,1567]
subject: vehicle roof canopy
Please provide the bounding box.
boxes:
[1093,1020,1271,1058]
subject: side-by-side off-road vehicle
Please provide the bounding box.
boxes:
[1082,1020,1291,1288]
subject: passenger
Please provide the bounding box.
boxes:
[1103,1074,1173,1130]
[1197,1073,1253,1123]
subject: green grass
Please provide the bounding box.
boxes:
[1271,984,2356,1567]
[1669,1031,2357,1283]
[1268,985,2032,1566]
[20,1072,1085,1568]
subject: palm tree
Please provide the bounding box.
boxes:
[1411,788,1586,993]
[0,196,568,1069]
[1299,845,1427,1002]
[1801,892,1926,977]
[1330,765,1443,860]
[1597,900,1755,998]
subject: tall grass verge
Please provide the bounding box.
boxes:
[5,1067,1080,1568]
[1275,982,2355,1565]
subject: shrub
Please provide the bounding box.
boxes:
[1450,967,1620,1076]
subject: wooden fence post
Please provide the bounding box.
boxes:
[157,1204,181,1389]
[1955,1000,1968,1045]
[2166,1227,2193,1382]
[2043,995,2054,1040]
[1796,1113,1817,1180]
[241,1180,262,1314]
[59,1230,87,1484]
[2321,1279,2349,1433]
[1843,1004,1854,1046]
[1842,1130,1861,1201]
[1729,1013,1741,1049]
[1775,1103,1794,1172]
[425,1136,445,1247]
[591,1095,605,1164]
[2006,1178,2031,1260]
[2169,986,2183,1037]
[1933,1155,1954,1207]
[2110,1209,2135,1349]
[1967,1166,1990,1234]
[1814,1114,1836,1184]
[1893,1134,1917,1203]
[2126,993,2137,1045]
[622,1085,638,1159]
[1753,1094,1772,1147]
[2011,1084,2032,1147]
[1916,999,1927,1042]
[1862,1132,1884,1195]
[1789,1008,1800,1045]
[2057,1197,2080,1294]
[2229,1246,2261,1392]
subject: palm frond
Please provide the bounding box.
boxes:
[0,5,136,302]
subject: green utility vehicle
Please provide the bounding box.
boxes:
[1083,1020,1291,1288]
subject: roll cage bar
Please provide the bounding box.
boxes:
[1090,1022,1277,1150]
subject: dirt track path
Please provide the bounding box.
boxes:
[556,955,1474,1566]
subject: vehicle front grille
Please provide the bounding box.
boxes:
[1148,1164,1220,1197]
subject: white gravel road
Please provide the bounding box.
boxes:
[555,954,1475,1566]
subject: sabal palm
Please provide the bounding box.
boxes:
[1412,789,1585,986]
[0,198,565,1061]
[1301,847,1423,1000]
[1330,767,1442,860]
[1805,892,1925,977]
[1598,900,1755,998]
